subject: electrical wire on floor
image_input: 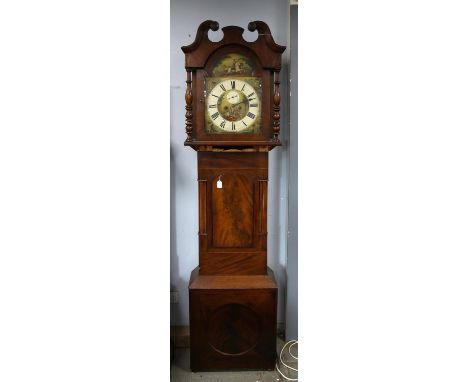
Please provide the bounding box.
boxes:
[276,339,298,381]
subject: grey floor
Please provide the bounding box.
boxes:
[171,337,298,382]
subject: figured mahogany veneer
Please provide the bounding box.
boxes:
[198,152,267,275]
[189,267,277,371]
[212,172,254,248]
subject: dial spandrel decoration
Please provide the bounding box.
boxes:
[205,76,262,134]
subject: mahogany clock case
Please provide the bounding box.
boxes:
[181,20,286,372]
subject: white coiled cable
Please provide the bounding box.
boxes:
[276,339,298,381]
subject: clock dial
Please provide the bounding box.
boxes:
[206,78,261,133]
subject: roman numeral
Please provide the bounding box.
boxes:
[230,81,235,89]
[211,112,219,120]
[248,97,256,102]
[220,84,226,91]
[242,121,247,126]
[211,94,219,98]
[209,104,217,108]
[220,120,226,128]
[241,84,245,91]
[247,92,254,97]
[249,103,258,108]
[231,122,236,130]
[247,112,255,119]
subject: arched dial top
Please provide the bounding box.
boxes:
[206,78,261,134]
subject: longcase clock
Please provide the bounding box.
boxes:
[181,20,285,371]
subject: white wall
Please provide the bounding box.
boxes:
[170,0,290,326]
[285,3,298,341]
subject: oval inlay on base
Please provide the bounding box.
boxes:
[207,303,261,356]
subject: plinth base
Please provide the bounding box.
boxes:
[188,267,277,371]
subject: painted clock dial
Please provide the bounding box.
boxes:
[205,77,262,134]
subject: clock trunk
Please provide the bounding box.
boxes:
[198,152,267,275]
